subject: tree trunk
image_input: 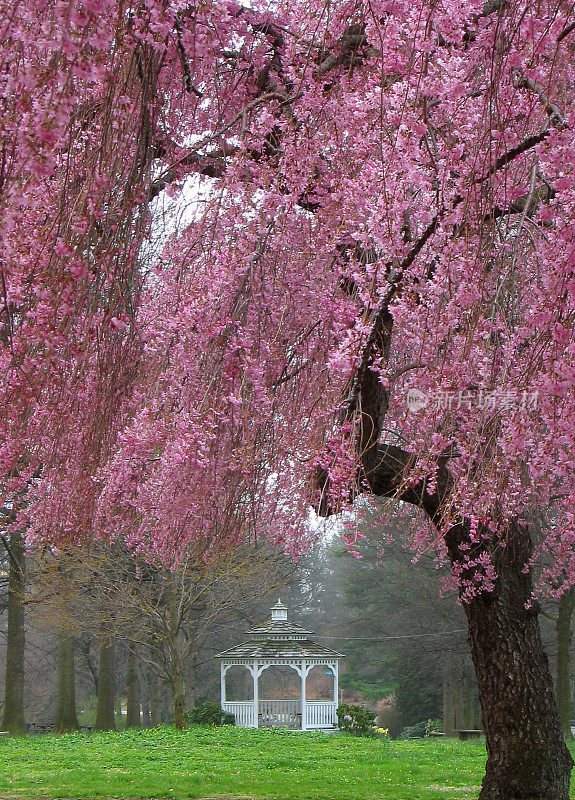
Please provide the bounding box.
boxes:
[94,630,116,731]
[125,645,141,728]
[167,574,186,729]
[115,694,123,728]
[141,670,151,728]
[556,587,575,740]
[53,633,80,733]
[1,531,26,735]
[463,673,478,730]
[149,671,160,727]
[446,520,573,800]
[170,643,186,729]
[368,445,574,800]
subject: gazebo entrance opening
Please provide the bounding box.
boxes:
[259,665,302,728]
[216,600,343,730]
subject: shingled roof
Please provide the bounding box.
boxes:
[246,618,314,639]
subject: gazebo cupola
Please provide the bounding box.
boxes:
[216,600,343,730]
[271,599,288,621]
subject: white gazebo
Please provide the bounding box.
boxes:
[216,600,343,730]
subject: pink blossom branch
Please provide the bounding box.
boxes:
[512,73,566,129]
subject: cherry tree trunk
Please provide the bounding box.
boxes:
[447,522,573,800]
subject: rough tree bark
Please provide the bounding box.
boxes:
[1,530,26,735]
[447,521,572,800]
[125,644,141,728]
[556,587,575,740]
[53,633,80,733]
[368,446,573,800]
[94,628,116,731]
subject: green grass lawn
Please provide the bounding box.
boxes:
[0,726,573,800]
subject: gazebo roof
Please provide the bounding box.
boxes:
[246,618,314,639]
[215,638,343,660]
[215,600,344,661]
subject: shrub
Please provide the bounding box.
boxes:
[376,697,401,739]
[399,720,428,739]
[185,702,235,726]
[425,718,443,736]
[336,703,376,736]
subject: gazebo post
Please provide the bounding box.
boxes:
[301,660,307,731]
[252,660,259,729]
[220,662,226,708]
[333,662,339,724]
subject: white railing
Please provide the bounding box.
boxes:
[224,702,256,727]
[304,701,337,729]
[259,699,301,728]
[224,699,338,729]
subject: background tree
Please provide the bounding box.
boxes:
[556,590,575,739]
[297,507,478,734]
[53,633,80,734]
[125,644,141,729]
[0,530,26,735]
[94,630,116,732]
[540,588,575,740]
[40,541,293,728]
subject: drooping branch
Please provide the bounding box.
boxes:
[513,72,567,129]
[476,130,550,182]
[148,143,240,200]
[557,20,575,42]
[343,214,440,425]
[316,24,371,76]
[174,17,203,98]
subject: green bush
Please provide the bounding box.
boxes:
[185,702,235,726]
[336,703,376,736]
[425,718,443,736]
[399,720,428,739]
